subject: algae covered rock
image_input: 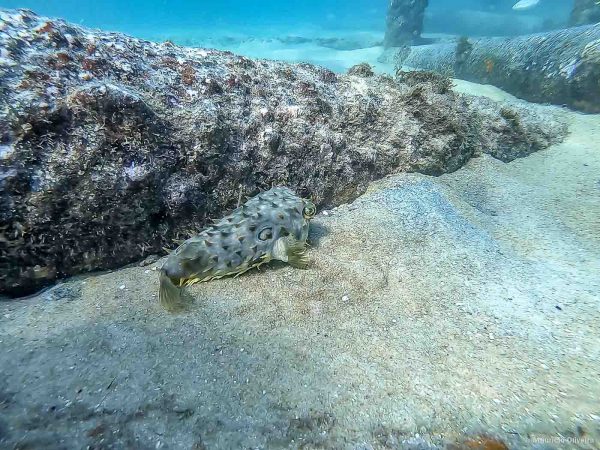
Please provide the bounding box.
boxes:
[347,62,375,77]
[0,9,566,296]
[400,24,600,113]
[570,0,600,26]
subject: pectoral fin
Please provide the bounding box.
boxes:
[283,236,310,269]
[159,270,185,312]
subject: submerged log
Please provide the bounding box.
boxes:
[0,9,566,296]
[400,24,600,113]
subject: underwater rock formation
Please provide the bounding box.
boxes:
[0,9,566,296]
[399,24,600,113]
[570,0,600,26]
[384,0,429,47]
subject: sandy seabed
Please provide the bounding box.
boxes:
[0,46,599,449]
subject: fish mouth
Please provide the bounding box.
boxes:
[273,235,310,269]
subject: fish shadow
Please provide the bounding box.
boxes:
[172,290,198,313]
[308,221,330,248]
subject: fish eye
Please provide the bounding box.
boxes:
[258,227,273,241]
[302,202,316,219]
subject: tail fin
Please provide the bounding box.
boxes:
[159,270,186,312]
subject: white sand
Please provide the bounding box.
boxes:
[133,26,388,73]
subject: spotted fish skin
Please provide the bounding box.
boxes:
[159,186,316,311]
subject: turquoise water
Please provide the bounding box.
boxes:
[0,0,576,71]
[0,0,573,39]
[0,0,390,70]
[0,0,387,33]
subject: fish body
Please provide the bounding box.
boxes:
[512,0,540,11]
[159,186,316,311]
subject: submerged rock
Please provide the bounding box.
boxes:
[347,62,375,77]
[570,0,600,26]
[384,0,429,47]
[0,9,566,296]
[400,24,600,113]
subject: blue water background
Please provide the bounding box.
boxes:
[0,0,576,71]
[0,0,573,37]
[0,0,387,34]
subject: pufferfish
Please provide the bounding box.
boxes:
[159,186,316,311]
